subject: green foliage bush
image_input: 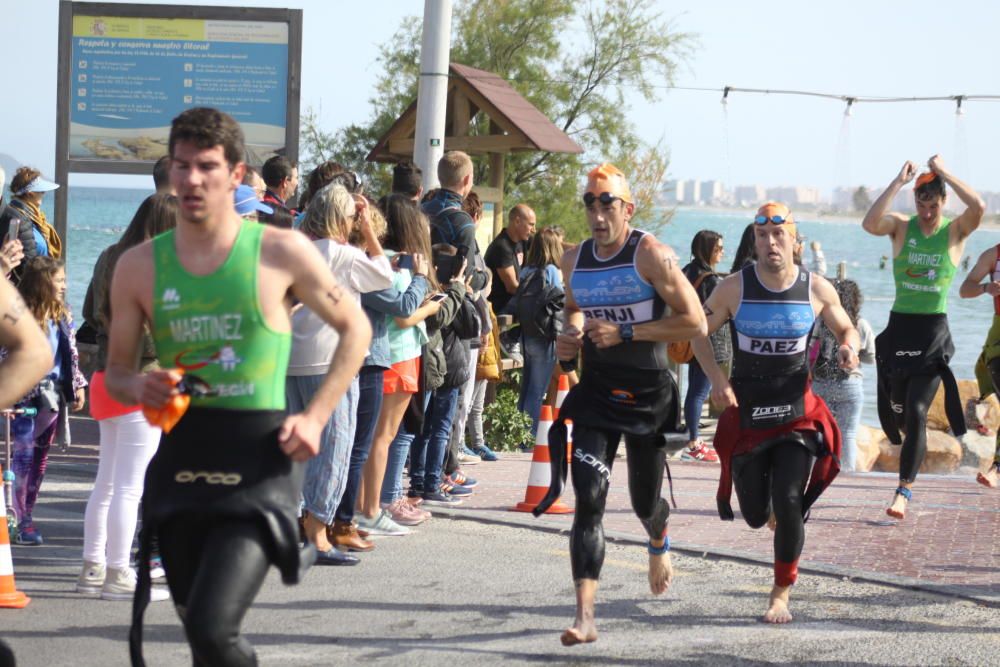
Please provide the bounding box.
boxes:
[483,371,534,452]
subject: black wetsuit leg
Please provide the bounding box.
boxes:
[623,434,670,541]
[158,516,272,667]
[568,426,619,580]
[890,373,942,484]
[732,440,812,563]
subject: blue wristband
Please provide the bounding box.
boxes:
[648,536,670,555]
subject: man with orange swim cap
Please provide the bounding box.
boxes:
[862,155,983,520]
[105,107,371,665]
[536,162,706,646]
[691,201,858,624]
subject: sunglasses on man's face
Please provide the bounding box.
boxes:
[583,192,620,207]
[754,214,791,225]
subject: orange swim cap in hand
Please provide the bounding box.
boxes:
[142,370,191,434]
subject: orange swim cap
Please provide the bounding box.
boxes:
[754,201,797,238]
[914,172,940,189]
[585,163,633,204]
[755,201,795,225]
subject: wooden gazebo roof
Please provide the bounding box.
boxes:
[367,62,583,163]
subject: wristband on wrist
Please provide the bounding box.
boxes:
[984,283,990,295]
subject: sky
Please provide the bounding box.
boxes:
[3,0,1000,194]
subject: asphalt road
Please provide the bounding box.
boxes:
[2,475,998,666]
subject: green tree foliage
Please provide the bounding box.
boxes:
[300,0,693,241]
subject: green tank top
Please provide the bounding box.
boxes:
[151,222,291,410]
[892,215,956,315]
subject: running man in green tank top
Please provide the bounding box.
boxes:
[862,156,983,520]
[105,107,371,665]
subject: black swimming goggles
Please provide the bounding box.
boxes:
[583,191,620,206]
[176,374,218,398]
[754,214,792,224]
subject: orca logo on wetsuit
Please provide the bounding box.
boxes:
[174,470,243,485]
[895,350,923,357]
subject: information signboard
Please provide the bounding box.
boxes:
[68,15,290,164]
[54,2,302,250]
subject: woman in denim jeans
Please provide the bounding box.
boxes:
[681,230,729,462]
[811,279,876,471]
[514,228,564,443]
[286,184,393,564]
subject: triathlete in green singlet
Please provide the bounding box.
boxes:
[106,107,371,665]
[862,156,984,520]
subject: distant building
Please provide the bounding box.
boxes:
[766,186,822,207]
[700,180,725,206]
[661,179,684,205]
[733,185,767,207]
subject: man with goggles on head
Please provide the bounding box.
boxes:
[535,162,705,646]
[862,156,984,519]
[692,201,858,624]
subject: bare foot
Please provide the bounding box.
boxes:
[563,580,598,646]
[648,551,673,595]
[560,623,598,646]
[976,465,999,488]
[886,492,908,520]
[762,585,793,624]
[767,511,777,532]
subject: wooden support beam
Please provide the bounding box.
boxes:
[489,151,505,237]
[387,134,529,155]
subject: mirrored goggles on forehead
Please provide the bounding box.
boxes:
[754,214,792,225]
[583,191,620,206]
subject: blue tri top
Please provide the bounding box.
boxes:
[571,229,668,370]
[730,264,816,428]
[731,264,815,377]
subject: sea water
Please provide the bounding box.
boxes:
[47,189,1000,425]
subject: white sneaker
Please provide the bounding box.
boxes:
[457,448,482,465]
[76,561,106,595]
[356,509,410,537]
[149,556,166,584]
[101,567,170,602]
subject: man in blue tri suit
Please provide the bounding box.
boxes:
[541,163,705,646]
[692,202,859,624]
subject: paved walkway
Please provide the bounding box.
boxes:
[47,416,999,607]
[438,446,1000,607]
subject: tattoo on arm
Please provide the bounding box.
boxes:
[2,295,26,325]
[703,305,714,317]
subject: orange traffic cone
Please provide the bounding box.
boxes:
[513,406,573,514]
[555,374,570,411]
[0,470,29,608]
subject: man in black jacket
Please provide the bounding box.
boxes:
[421,151,488,292]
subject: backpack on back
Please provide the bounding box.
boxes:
[513,268,564,341]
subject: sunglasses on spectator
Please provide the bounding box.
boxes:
[754,214,792,224]
[583,192,620,206]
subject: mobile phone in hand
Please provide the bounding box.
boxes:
[6,218,20,243]
[429,292,448,303]
[397,254,415,271]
